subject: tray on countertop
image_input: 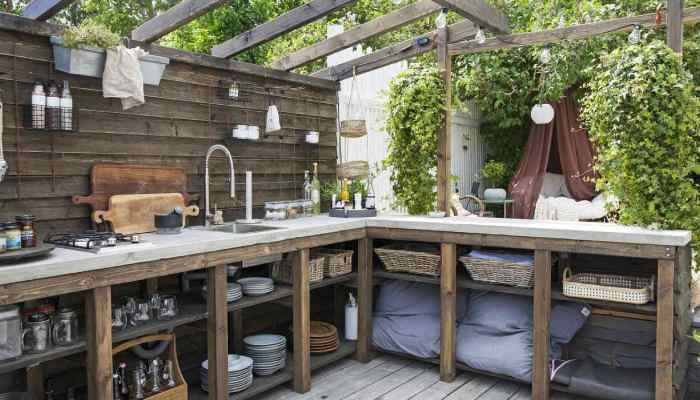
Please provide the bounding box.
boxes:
[0,243,55,264]
[329,208,377,218]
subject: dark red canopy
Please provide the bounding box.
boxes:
[508,89,597,219]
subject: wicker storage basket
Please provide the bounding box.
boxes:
[337,161,369,178]
[113,334,187,400]
[562,268,654,304]
[272,254,325,284]
[340,120,367,138]
[316,248,353,278]
[459,252,535,288]
[375,243,441,277]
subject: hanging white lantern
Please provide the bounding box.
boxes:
[531,104,555,125]
[475,26,486,44]
[266,105,281,133]
[435,9,447,29]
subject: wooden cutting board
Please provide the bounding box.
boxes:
[72,164,194,210]
[92,193,199,234]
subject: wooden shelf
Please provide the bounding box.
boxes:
[187,340,357,400]
[374,269,657,314]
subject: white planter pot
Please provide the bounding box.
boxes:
[531,103,555,125]
[50,37,169,85]
[484,188,507,202]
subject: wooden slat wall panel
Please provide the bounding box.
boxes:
[0,28,338,235]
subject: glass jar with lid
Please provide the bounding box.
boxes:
[4,223,21,251]
[0,305,22,361]
[16,215,36,248]
[264,201,288,221]
[22,312,51,353]
[52,307,79,347]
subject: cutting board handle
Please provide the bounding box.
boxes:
[93,209,112,224]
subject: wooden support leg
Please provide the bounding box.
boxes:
[293,248,311,393]
[532,250,552,400]
[229,309,244,354]
[334,284,346,332]
[144,278,159,296]
[86,286,113,400]
[26,365,44,400]
[440,243,457,382]
[656,258,675,400]
[207,265,229,400]
[357,238,373,363]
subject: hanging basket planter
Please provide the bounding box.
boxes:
[340,119,367,138]
[337,161,369,178]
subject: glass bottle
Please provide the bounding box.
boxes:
[15,214,35,248]
[311,162,321,214]
[60,80,73,131]
[365,179,376,210]
[340,178,350,203]
[31,81,46,129]
[303,170,311,202]
[4,223,21,251]
[46,81,60,130]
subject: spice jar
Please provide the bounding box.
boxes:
[16,215,36,248]
[4,223,21,251]
[52,307,79,346]
[0,223,6,254]
[22,312,51,353]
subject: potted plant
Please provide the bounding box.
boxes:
[51,21,169,85]
[481,160,509,201]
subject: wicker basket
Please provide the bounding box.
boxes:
[459,252,535,288]
[272,254,325,284]
[375,243,441,277]
[113,334,187,400]
[337,161,369,178]
[340,119,367,138]
[562,267,655,304]
[316,248,353,278]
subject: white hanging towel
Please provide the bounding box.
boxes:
[103,45,147,110]
[266,105,281,133]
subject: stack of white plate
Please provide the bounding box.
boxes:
[237,277,274,296]
[200,354,253,393]
[201,282,243,303]
[243,334,287,376]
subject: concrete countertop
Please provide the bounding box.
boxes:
[0,215,691,286]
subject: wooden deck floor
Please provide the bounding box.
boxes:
[255,354,591,400]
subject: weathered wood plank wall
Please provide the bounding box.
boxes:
[0,27,338,235]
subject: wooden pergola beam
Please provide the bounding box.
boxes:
[22,0,75,20]
[449,6,700,55]
[312,19,475,81]
[131,0,230,43]
[212,0,357,59]
[667,0,684,53]
[272,0,442,71]
[432,0,509,33]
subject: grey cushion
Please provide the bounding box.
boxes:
[464,291,533,333]
[569,337,656,369]
[567,359,654,400]
[551,302,590,344]
[456,323,533,382]
[576,315,655,346]
[375,280,468,321]
[372,314,441,359]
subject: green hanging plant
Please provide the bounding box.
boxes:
[385,65,446,215]
[62,21,120,49]
[581,40,700,264]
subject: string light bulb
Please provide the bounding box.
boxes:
[475,27,486,44]
[540,46,552,65]
[628,24,642,44]
[435,8,447,29]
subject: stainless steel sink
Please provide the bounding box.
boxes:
[192,222,282,234]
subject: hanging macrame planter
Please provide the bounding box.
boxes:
[531,46,555,125]
[340,67,367,138]
[336,161,369,179]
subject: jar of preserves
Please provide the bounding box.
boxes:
[16,215,36,248]
[4,223,21,251]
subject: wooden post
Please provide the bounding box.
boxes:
[26,365,44,400]
[440,243,457,382]
[85,286,113,400]
[437,25,453,214]
[532,250,552,400]
[293,248,311,393]
[667,0,684,54]
[207,265,228,400]
[144,278,159,296]
[657,258,675,400]
[357,238,374,362]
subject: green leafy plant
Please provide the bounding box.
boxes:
[385,65,445,215]
[320,181,339,203]
[62,21,120,49]
[581,40,700,264]
[481,160,508,188]
[349,179,367,197]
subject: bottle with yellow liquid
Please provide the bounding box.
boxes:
[340,178,350,204]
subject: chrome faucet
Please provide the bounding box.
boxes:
[205,144,235,226]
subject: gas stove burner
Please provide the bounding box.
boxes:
[45,231,147,254]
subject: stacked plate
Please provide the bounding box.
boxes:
[237,277,274,296]
[200,354,253,394]
[243,334,288,376]
[201,282,243,303]
[310,321,340,354]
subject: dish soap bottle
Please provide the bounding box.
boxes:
[345,292,358,341]
[340,178,350,204]
[311,162,321,215]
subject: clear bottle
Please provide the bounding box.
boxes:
[365,179,376,210]
[303,170,311,202]
[60,80,73,131]
[340,178,350,203]
[31,81,46,129]
[311,163,321,214]
[46,81,60,130]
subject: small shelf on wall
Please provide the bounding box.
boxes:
[22,104,78,133]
